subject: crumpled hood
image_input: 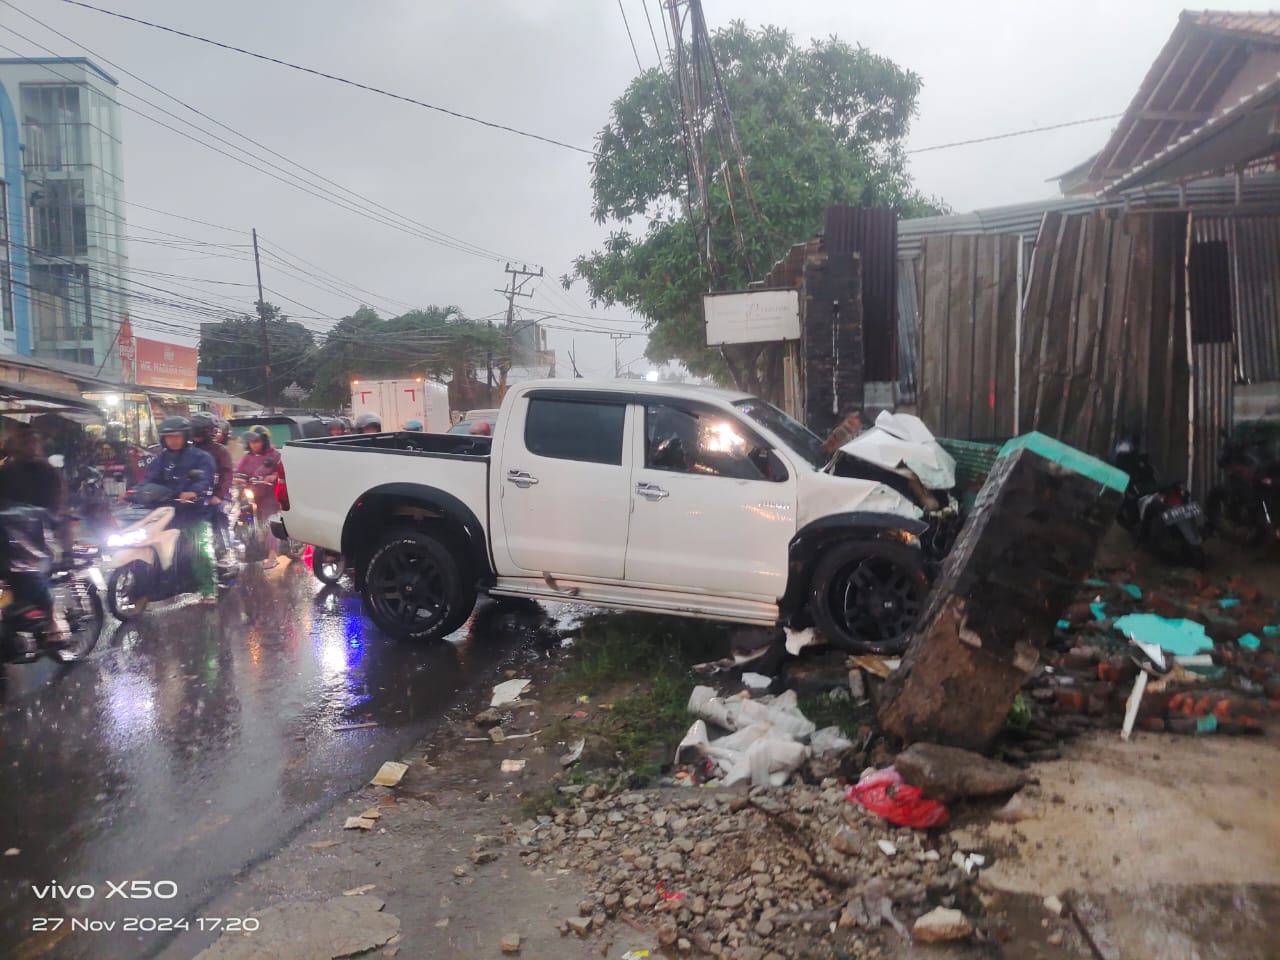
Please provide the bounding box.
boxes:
[838,410,956,490]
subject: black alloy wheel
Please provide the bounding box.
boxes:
[362,530,475,642]
[808,540,929,655]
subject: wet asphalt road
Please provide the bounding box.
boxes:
[0,559,530,960]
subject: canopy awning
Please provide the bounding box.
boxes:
[1106,75,1280,194]
[0,382,100,417]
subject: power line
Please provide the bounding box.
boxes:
[617,0,645,72]
[640,0,666,66]
[0,36,523,266]
[906,114,1122,155]
[4,0,532,265]
[55,0,595,156]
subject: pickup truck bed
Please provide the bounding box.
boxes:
[280,431,492,559]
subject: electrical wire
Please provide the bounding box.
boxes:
[617,0,645,72]
[0,37,523,266]
[905,114,1122,155]
[5,0,534,265]
[55,0,595,156]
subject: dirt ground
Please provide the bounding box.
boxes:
[172,664,1280,960]
[170,528,1280,959]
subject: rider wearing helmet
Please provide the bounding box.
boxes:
[402,419,423,432]
[191,413,233,569]
[141,415,218,602]
[234,426,283,567]
[354,413,381,434]
[326,418,348,438]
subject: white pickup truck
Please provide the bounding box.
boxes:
[274,380,930,653]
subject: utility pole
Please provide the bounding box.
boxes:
[610,332,632,378]
[494,262,542,400]
[251,228,273,413]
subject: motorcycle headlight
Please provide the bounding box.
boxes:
[106,529,147,548]
[243,489,255,501]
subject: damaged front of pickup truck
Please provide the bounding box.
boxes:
[275,380,932,653]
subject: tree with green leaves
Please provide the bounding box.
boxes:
[197,302,317,406]
[306,305,503,409]
[572,21,945,396]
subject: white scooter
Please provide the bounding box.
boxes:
[105,485,224,619]
[829,411,962,558]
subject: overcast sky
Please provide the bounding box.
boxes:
[0,0,1246,378]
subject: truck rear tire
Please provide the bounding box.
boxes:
[808,540,928,655]
[361,529,476,642]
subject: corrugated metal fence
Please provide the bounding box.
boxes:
[1194,216,1280,383]
[824,207,898,384]
[916,234,1020,439]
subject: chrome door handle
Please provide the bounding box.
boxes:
[636,482,669,501]
[506,470,539,489]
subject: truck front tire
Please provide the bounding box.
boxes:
[361,529,476,642]
[808,540,928,655]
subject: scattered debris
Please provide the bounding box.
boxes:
[489,727,507,744]
[992,790,1042,823]
[332,721,380,732]
[566,916,592,936]
[1043,895,1064,916]
[343,884,377,896]
[2,848,17,857]
[912,906,974,943]
[784,626,818,656]
[848,655,896,680]
[192,895,398,960]
[500,932,521,953]
[560,739,585,767]
[520,784,978,959]
[1113,614,1212,657]
[307,840,341,850]
[741,671,772,691]
[847,768,950,829]
[892,742,1028,802]
[501,758,528,773]
[491,678,532,708]
[877,840,898,857]
[370,761,409,787]
[344,816,377,831]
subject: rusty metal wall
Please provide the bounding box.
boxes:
[896,259,920,405]
[916,233,1020,440]
[1192,344,1234,495]
[1193,215,1280,383]
[824,207,898,384]
[1019,210,1191,480]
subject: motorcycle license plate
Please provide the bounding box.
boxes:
[1163,503,1202,525]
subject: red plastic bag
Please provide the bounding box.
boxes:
[846,768,950,829]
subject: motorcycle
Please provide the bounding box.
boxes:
[232,473,299,562]
[104,483,225,620]
[1112,436,1205,568]
[0,503,106,666]
[827,411,963,560]
[1206,427,1280,547]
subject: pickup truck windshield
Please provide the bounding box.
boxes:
[733,398,827,470]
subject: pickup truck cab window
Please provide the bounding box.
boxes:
[524,397,626,465]
[643,403,787,482]
[733,398,828,470]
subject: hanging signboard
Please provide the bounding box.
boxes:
[134,337,199,391]
[116,316,136,381]
[704,289,801,345]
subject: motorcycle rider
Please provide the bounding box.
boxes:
[234,425,282,568]
[191,412,234,572]
[0,427,70,641]
[142,416,219,603]
[402,419,423,432]
[354,413,382,434]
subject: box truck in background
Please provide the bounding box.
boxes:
[350,378,450,432]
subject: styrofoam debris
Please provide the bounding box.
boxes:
[878,840,898,856]
[369,761,409,787]
[490,678,532,708]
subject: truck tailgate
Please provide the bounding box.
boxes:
[280,439,489,553]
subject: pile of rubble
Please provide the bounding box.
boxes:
[1033,569,1280,736]
[515,782,985,958]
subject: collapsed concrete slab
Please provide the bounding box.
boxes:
[879,433,1126,752]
